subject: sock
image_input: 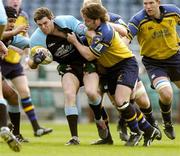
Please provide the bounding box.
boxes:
[159,100,172,123]
[118,102,141,134]
[0,101,7,127]
[65,106,78,137]
[89,96,102,120]
[8,105,20,135]
[21,97,40,131]
[101,106,109,121]
[136,107,153,135]
[66,115,78,137]
[140,105,156,125]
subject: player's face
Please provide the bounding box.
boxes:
[82,15,97,30]
[6,18,16,31]
[143,0,160,17]
[36,17,54,35]
[7,0,22,11]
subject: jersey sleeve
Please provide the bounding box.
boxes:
[127,16,140,40]
[54,15,87,35]
[89,26,113,58]
[30,28,47,48]
[11,35,29,49]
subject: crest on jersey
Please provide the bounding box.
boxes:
[94,43,103,52]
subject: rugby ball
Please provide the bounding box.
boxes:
[30,46,53,65]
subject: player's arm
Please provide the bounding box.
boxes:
[0,40,8,57]
[108,22,127,37]
[67,32,97,61]
[3,25,28,40]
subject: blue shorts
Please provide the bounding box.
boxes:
[142,51,180,85]
[103,57,139,95]
[0,60,24,79]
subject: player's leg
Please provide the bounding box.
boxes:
[0,73,21,152]
[62,72,80,145]
[11,75,52,137]
[153,77,175,140]
[83,64,113,145]
[2,79,29,142]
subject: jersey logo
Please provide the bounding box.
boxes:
[54,44,73,58]
[48,43,56,47]
[94,43,103,52]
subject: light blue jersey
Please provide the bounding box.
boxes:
[30,15,86,48]
[11,35,29,49]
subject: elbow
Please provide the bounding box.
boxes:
[85,55,96,61]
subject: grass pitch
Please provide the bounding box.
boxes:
[0,122,180,156]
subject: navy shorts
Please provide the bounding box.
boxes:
[104,57,139,95]
[0,59,24,79]
[142,51,180,84]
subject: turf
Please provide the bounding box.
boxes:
[0,122,180,156]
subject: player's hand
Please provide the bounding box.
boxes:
[13,25,29,35]
[67,32,78,44]
[0,41,8,58]
[33,51,46,64]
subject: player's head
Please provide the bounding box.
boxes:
[6,0,22,13]
[81,3,108,30]
[33,7,54,35]
[82,0,102,7]
[4,6,18,31]
[143,0,160,17]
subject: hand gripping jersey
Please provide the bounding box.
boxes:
[127,4,180,59]
[30,15,87,64]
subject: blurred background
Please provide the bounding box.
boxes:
[4,0,180,123]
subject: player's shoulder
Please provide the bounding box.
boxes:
[161,4,180,14]
[130,9,147,23]
[108,12,122,22]
[19,8,29,19]
[54,15,79,24]
[98,23,114,42]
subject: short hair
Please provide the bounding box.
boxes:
[5,6,18,18]
[81,3,108,22]
[33,7,54,22]
[82,0,102,7]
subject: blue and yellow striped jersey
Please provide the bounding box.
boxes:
[127,4,180,59]
[88,23,134,68]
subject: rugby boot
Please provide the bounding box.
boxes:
[0,127,21,152]
[163,121,175,140]
[125,132,142,146]
[143,127,161,147]
[117,117,129,141]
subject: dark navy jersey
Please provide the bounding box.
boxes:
[46,27,87,64]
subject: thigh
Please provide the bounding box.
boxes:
[11,75,30,97]
[62,73,80,95]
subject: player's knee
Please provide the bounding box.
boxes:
[135,83,146,99]
[85,87,98,99]
[154,79,173,103]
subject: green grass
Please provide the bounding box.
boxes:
[0,122,180,156]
